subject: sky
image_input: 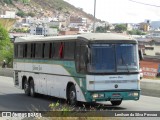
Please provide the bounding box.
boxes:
[64,0,160,23]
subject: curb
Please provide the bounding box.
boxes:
[0,68,13,77]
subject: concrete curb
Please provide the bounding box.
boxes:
[0,68,13,78]
[0,68,159,97]
[140,79,160,91]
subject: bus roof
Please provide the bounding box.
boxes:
[78,33,134,41]
[14,35,78,43]
[14,33,136,43]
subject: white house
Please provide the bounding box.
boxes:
[0,10,16,18]
[25,16,58,24]
[30,24,58,36]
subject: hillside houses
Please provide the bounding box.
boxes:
[0,10,16,19]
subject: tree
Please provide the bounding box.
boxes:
[4,0,12,4]
[115,24,127,33]
[127,30,146,35]
[22,0,30,3]
[0,24,13,67]
[16,10,26,17]
[96,26,106,33]
[27,12,35,17]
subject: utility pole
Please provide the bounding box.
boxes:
[93,0,96,33]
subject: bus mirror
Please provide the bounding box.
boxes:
[139,49,143,60]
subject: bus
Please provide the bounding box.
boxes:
[13,33,142,106]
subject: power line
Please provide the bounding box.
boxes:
[128,0,160,7]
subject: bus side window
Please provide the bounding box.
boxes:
[35,43,43,59]
[43,43,50,59]
[14,44,18,58]
[59,42,64,59]
[53,42,61,59]
[49,43,52,59]
[52,43,55,58]
[64,42,75,60]
[24,44,27,58]
[18,44,24,58]
[31,43,35,58]
[27,44,31,58]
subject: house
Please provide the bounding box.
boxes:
[30,24,58,36]
[69,16,87,28]
[0,10,16,19]
[125,23,133,31]
[150,21,160,30]
[139,22,150,32]
[138,35,160,78]
[138,38,160,56]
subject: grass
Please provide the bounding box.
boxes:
[38,101,120,120]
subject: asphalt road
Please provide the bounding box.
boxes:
[0,76,160,112]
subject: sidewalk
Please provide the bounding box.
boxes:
[0,68,13,77]
[141,79,160,90]
[140,79,160,97]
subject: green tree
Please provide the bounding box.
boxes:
[3,0,12,4]
[96,26,106,33]
[0,24,13,67]
[127,30,146,35]
[16,10,26,17]
[115,24,127,33]
[27,12,35,17]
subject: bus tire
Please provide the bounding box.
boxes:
[68,85,77,106]
[30,80,36,97]
[24,80,30,96]
[111,100,122,106]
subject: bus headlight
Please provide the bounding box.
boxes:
[128,92,139,97]
[92,93,104,98]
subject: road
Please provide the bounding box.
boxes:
[0,76,160,112]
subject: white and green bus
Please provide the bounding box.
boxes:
[13,33,142,106]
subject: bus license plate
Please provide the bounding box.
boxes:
[110,98,122,101]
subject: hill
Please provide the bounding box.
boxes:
[0,0,101,22]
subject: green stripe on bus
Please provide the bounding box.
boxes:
[14,59,88,100]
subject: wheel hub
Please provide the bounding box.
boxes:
[70,91,75,100]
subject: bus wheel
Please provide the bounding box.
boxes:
[24,80,30,96]
[30,80,36,97]
[68,85,77,106]
[111,100,122,106]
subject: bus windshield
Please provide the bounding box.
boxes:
[89,43,138,73]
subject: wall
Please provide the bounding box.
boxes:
[140,59,160,78]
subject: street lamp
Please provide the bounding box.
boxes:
[93,0,96,33]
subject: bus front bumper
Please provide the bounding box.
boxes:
[85,90,140,102]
